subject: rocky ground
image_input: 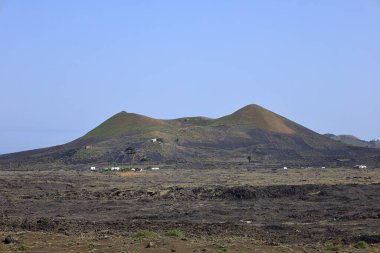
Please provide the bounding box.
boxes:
[0,167,380,252]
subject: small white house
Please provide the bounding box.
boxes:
[151,138,157,143]
[354,165,367,169]
[131,168,136,171]
[89,166,96,171]
[151,167,160,170]
[283,167,288,170]
[111,167,120,171]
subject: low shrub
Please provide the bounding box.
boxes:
[19,244,28,251]
[325,243,340,251]
[133,230,158,240]
[165,229,185,238]
[355,240,369,249]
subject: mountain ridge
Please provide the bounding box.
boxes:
[325,134,380,149]
[1,104,379,168]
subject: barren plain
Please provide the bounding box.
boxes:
[1,167,380,252]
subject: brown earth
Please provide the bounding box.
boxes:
[118,171,147,177]
[1,167,380,252]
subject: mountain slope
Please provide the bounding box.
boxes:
[83,111,170,140]
[325,134,380,149]
[1,105,379,168]
[214,104,295,134]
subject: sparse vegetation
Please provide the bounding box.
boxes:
[325,243,341,252]
[83,111,165,140]
[165,229,185,238]
[72,148,103,161]
[133,230,159,240]
[19,244,28,250]
[0,168,380,252]
[355,240,369,249]
[215,248,228,253]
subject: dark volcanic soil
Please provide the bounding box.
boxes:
[0,167,380,251]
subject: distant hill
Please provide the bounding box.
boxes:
[324,134,380,149]
[1,104,379,168]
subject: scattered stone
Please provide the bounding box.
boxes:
[2,236,16,244]
[159,189,171,197]
[146,241,155,248]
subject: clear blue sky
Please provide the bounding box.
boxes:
[0,0,379,154]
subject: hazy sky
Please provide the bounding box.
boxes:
[0,1,379,154]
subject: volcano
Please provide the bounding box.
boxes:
[1,104,379,167]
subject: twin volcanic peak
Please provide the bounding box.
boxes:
[83,104,298,140]
[1,104,379,167]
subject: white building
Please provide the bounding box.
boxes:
[151,167,160,170]
[89,166,96,171]
[111,167,120,171]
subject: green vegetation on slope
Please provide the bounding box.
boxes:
[82,111,170,140]
[83,105,301,141]
[214,104,295,134]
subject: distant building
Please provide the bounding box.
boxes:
[111,167,120,171]
[151,138,163,144]
[354,165,367,169]
[151,167,160,170]
[89,166,96,171]
[283,167,288,170]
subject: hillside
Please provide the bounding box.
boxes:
[214,104,295,134]
[83,111,171,140]
[325,134,380,149]
[1,104,379,168]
